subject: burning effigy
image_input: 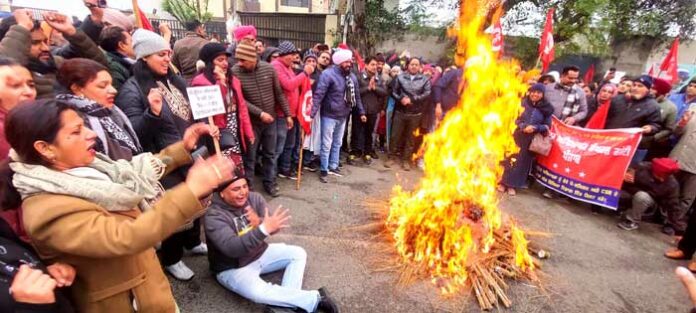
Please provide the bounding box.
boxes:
[384,0,542,310]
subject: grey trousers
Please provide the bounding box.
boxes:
[626,191,656,224]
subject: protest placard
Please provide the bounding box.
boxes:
[187,85,226,120]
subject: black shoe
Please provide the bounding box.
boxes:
[317,287,339,313]
[319,171,328,183]
[369,151,379,160]
[363,154,373,165]
[304,162,319,172]
[328,168,343,177]
[278,170,298,180]
[617,220,639,231]
[346,154,357,165]
[591,205,601,215]
[263,305,299,313]
[264,185,279,197]
[338,161,343,168]
[542,190,556,199]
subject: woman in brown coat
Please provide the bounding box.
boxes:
[0,99,235,312]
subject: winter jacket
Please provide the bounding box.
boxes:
[204,192,270,273]
[172,32,209,82]
[272,59,308,118]
[0,218,74,313]
[105,51,133,91]
[653,98,678,142]
[433,68,462,111]
[516,97,554,135]
[605,94,661,134]
[311,66,365,119]
[391,72,432,115]
[0,25,107,99]
[544,83,588,122]
[232,61,291,124]
[191,73,255,150]
[21,142,200,313]
[670,115,696,175]
[358,70,388,115]
[623,162,680,210]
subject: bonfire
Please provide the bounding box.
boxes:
[384,0,543,309]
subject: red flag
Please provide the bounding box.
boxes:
[584,64,595,84]
[585,99,610,129]
[538,8,555,72]
[485,7,504,58]
[298,77,313,135]
[132,0,154,31]
[353,48,365,72]
[659,38,679,84]
[647,64,655,76]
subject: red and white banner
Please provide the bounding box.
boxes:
[534,117,643,209]
[297,77,313,135]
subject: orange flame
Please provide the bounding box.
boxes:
[386,0,534,294]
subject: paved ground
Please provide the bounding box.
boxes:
[171,157,692,312]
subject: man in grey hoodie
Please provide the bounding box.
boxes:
[204,174,339,313]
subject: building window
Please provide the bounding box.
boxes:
[281,0,309,7]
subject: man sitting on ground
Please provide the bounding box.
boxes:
[617,158,681,231]
[204,173,339,313]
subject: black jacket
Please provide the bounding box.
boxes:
[391,72,432,114]
[358,71,388,115]
[605,94,662,134]
[623,162,680,209]
[115,66,192,187]
[0,218,74,313]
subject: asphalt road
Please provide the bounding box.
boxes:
[171,157,692,313]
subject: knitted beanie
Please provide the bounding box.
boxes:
[277,41,297,56]
[236,42,257,62]
[132,29,170,60]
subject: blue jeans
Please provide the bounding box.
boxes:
[279,117,300,173]
[273,118,289,178]
[216,243,319,312]
[320,116,346,172]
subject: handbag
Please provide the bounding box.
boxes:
[529,133,552,156]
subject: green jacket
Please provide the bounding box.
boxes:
[105,51,132,91]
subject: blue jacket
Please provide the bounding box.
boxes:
[311,66,365,119]
[433,68,462,111]
[669,93,696,121]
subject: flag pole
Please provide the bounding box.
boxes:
[208,116,221,155]
[296,129,305,190]
[132,0,143,29]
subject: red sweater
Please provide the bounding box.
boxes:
[271,59,307,118]
[191,73,255,151]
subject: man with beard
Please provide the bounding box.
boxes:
[310,49,366,183]
[0,9,107,99]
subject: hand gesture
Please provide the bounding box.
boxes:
[563,117,576,125]
[304,64,315,76]
[13,9,34,31]
[641,125,652,134]
[214,65,227,84]
[360,115,367,123]
[523,125,535,134]
[10,265,57,304]
[147,88,163,116]
[183,123,219,150]
[260,112,274,124]
[401,97,411,106]
[158,22,172,37]
[185,155,235,198]
[42,12,76,36]
[286,117,294,129]
[261,205,291,235]
[244,206,261,227]
[369,77,376,90]
[84,0,104,24]
[624,169,635,183]
[46,263,75,288]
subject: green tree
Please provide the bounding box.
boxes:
[348,0,408,55]
[161,0,213,23]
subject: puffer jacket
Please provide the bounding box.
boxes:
[0,25,107,99]
[605,94,661,134]
[310,66,365,119]
[105,51,133,91]
[232,61,290,124]
[391,72,432,114]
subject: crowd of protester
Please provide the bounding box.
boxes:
[0,1,695,312]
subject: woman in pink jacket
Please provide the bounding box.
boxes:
[192,43,255,174]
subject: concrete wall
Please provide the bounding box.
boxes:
[375,33,448,63]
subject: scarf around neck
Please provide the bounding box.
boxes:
[344,71,357,108]
[10,151,166,213]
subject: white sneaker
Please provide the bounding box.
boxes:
[186,243,208,255]
[165,260,195,281]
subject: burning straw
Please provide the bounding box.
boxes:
[375,0,546,310]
